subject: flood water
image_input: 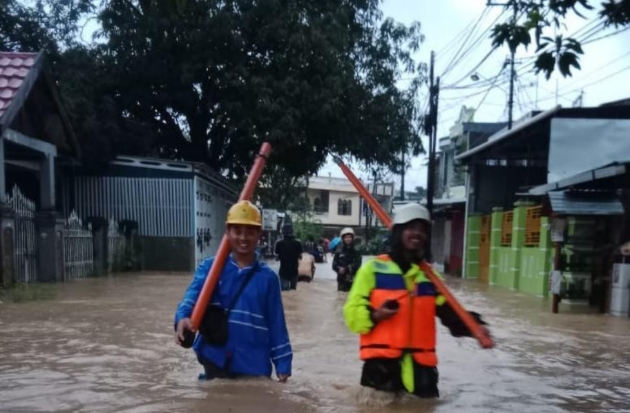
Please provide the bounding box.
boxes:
[1,256,630,413]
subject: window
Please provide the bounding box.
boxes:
[313,198,322,211]
[501,211,513,246]
[338,199,353,216]
[313,190,329,213]
[525,206,542,247]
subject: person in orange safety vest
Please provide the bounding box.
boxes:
[343,203,490,398]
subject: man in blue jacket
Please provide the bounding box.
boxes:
[175,200,292,382]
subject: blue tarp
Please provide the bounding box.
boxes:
[329,237,341,251]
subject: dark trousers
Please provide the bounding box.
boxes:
[360,358,439,398]
[279,267,298,291]
[280,277,296,291]
[198,358,269,381]
[336,273,353,292]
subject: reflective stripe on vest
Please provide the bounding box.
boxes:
[359,255,438,367]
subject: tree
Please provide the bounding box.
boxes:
[0,0,93,54]
[90,0,426,178]
[0,1,152,169]
[491,0,630,79]
[4,0,426,178]
[255,165,307,211]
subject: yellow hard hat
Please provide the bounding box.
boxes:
[226,200,262,227]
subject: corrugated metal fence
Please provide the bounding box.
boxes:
[68,177,193,237]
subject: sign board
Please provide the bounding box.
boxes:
[262,209,278,231]
[550,217,567,243]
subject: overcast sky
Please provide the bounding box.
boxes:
[319,0,630,193]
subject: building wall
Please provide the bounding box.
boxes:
[194,176,232,267]
[65,171,235,272]
[142,237,195,272]
[431,219,447,270]
[465,215,481,278]
[471,165,547,214]
[449,210,464,276]
[483,205,552,296]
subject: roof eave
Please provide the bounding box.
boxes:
[455,105,562,162]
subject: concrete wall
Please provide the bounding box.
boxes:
[518,217,552,297]
[490,203,529,290]
[485,206,552,295]
[465,215,481,278]
[141,237,194,272]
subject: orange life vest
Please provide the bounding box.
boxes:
[359,255,438,367]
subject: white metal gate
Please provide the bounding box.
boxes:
[8,185,38,283]
[63,210,94,280]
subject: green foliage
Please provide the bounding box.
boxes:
[256,165,307,212]
[0,0,93,53]
[491,0,630,78]
[356,227,388,255]
[293,220,323,243]
[0,283,58,303]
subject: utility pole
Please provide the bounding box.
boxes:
[425,50,440,261]
[487,0,518,129]
[401,149,405,201]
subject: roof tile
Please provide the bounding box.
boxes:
[0,51,39,121]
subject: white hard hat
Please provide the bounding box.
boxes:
[393,203,431,226]
[340,227,355,237]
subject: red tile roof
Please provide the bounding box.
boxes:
[0,52,38,122]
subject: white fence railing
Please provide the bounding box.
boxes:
[63,210,94,280]
[8,185,38,283]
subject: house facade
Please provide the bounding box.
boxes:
[456,103,630,315]
[306,176,362,239]
[0,51,83,285]
[306,176,395,240]
[430,106,506,276]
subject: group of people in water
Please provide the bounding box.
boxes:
[175,200,490,398]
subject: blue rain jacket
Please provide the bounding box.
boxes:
[175,256,292,377]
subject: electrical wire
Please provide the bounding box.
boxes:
[440,7,493,78]
[537,63,630,104]
[440,9,512,81]
[436,10,489,63]
[582,25,630,45]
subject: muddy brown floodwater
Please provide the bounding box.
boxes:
[1,256,630,413]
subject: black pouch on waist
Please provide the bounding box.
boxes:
[199,305,230,345]
[198,263,258,346]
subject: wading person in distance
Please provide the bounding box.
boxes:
[343,203,490,398]
[333,227,361,292]
[275,223,303,291]
[174,200,292,382]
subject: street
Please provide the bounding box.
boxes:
[1,258,630,413]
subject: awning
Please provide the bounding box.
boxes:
[529,162,629,195]
[433,197,466,205]
[548,191,624,216]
